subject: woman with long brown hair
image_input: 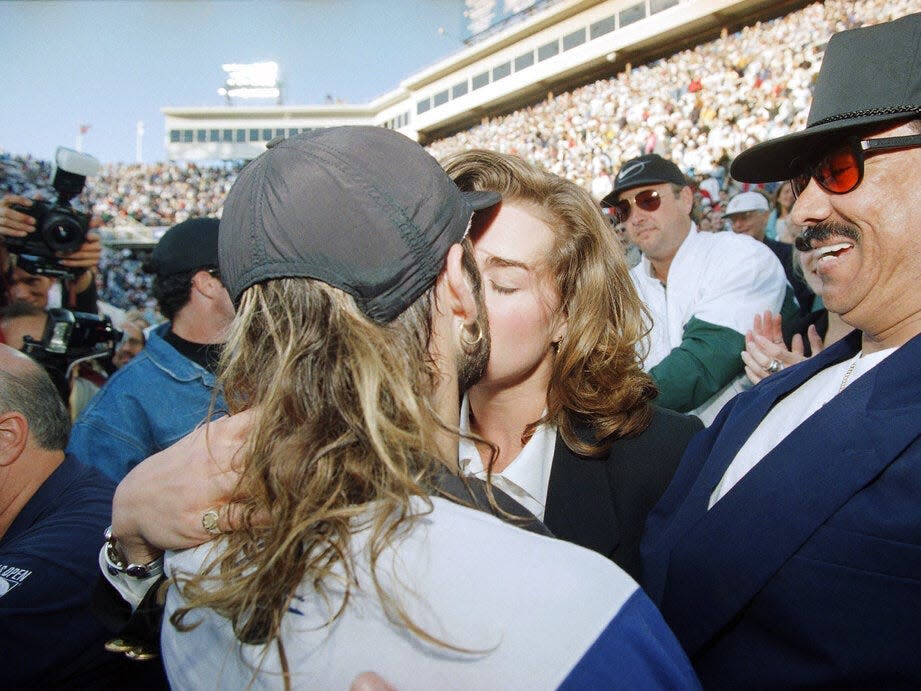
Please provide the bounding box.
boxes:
[445,150,702,578]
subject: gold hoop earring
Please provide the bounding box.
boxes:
[460,321,483,348]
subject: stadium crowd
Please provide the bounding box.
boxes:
[1,0,920,686]
[429,0,917,197]
[1,0,911,313]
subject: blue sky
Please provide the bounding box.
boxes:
[0,0,469,164]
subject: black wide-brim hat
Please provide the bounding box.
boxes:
[731,12,921,183]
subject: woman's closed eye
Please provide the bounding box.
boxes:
[490,280,518,295]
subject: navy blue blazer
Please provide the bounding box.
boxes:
[544,406,702,582]
[641,329,921,689]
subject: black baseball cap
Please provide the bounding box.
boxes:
[731,12,921,183]
[602,153,687,206]
[145,217,220,277]
[218,127,500,323]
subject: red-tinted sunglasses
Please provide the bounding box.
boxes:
[610,189,663,224]
[791,132,921,197]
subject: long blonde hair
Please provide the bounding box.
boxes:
[170,272,456,663]
[443,150,656,455]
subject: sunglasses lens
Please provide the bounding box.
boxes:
[613,189,663,224]
[795,142,862,198]
[635,189,662,212]
[816,146,860,194]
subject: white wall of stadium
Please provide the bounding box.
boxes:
[162,0,805,162]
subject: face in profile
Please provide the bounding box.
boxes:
[470,201,565,392]
[7,265,53,309]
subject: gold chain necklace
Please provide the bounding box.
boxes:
[838,353,862,393]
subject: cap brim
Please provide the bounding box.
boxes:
[730,112,916,183]
[463,190,502,211]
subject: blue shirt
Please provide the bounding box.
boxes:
[67,322,226,481]
[0,456,115,685]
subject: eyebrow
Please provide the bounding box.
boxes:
[479,252,532,272]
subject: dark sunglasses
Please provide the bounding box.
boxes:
[792,132,921,197]
[610,189,663,224]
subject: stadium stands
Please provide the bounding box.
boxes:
[1,0,914,311]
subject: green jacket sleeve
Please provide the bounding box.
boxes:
[649,316,745,413]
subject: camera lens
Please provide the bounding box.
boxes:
[41,211,87,253]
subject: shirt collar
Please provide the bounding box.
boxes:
[458,393,557,520]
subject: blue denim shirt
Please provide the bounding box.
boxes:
[67,323,226,481]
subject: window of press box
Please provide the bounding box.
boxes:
[538,40,559,62]
[563,28,586,51]
[492,62,511,81]
[651,0,679,13]
[590,15,616,39]
[619,2,645,27]
[515,51,534,71]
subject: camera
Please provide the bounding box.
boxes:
[22,308,121,401]
[6,147,101,279]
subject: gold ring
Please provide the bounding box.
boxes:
[202,508,222,536]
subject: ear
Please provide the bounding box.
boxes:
[190,270,221,300]
[553,311,569,346]
[0,411,29,467]
[442,243,478,324]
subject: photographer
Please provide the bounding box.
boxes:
[0,193,102,314]
[0,302,119,422]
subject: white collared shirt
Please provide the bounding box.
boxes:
[458,393,557,520]
[631,224,787,370]
[709,347,896,508]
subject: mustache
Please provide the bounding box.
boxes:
[794,221,861,252]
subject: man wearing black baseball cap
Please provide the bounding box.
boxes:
[603,153,788,423]
[642,12,921,688]
[67,218,233,481]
